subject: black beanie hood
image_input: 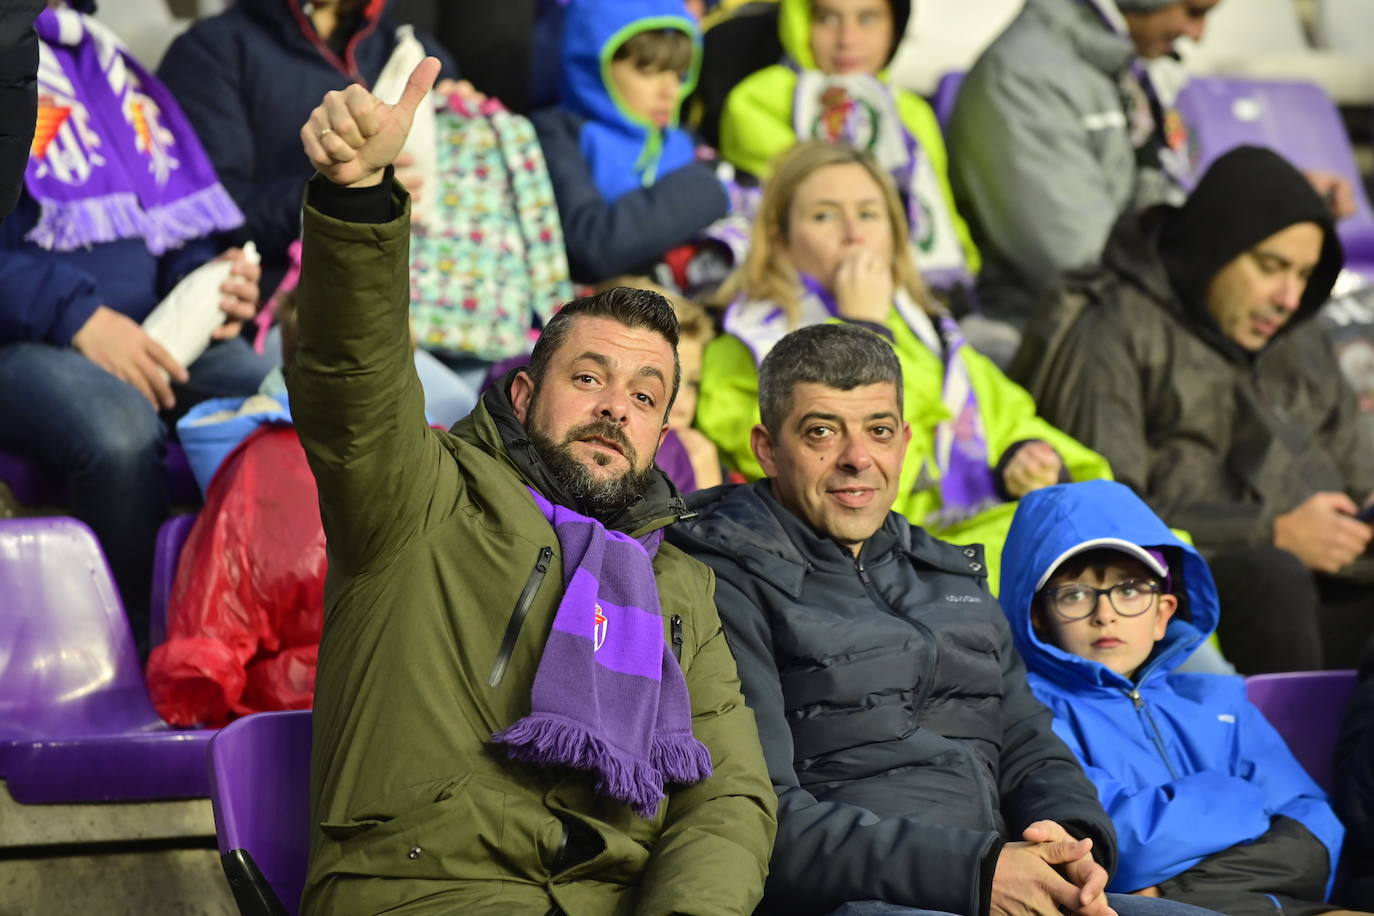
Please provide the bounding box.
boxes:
[1157,145,1344,346]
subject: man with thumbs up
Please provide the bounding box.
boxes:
[289,59,776,916]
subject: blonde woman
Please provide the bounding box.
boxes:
[698,141,1111,587]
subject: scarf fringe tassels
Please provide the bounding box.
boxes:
[27,183,242,256]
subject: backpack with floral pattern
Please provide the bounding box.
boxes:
[409,99,572,360]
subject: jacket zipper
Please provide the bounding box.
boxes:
[488,546,554,687]
[1128,688,1180,779]
[855,556,941,712]
[670,615,684,663]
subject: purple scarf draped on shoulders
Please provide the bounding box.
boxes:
[26,8,242,255]
[492,488,712,818]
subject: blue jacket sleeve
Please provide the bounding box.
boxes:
[1239,699,1345,898]
[0,247,102,346]
[1046,714,1273,893]
[531,108,728,284]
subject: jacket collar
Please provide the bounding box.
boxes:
[452,369,691,537]
[677,480,980,597]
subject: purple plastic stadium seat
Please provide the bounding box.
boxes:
[931,70,965,128]
[1246,669,1358,793]
[151,513,198,649]
[208,710,313,916]
[0,517,212,802]
[1176,76,1374,275]
[0,442,201,508]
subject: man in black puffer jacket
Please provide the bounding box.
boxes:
[669,324,1216,916]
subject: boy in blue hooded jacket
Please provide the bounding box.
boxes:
[532,0,730,284]
[1001,480,1352,916]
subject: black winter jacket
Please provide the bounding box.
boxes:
[1017,212,1374,572]
[667,480,1116,916]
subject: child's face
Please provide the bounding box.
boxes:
[669,336,703,430]
[809,0,895,75]
[1035,559,1177,679]
[609,60,683,129]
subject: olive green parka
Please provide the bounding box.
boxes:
[288,179,776,915]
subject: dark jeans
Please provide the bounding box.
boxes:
[0,339,272,639]
[827,895,1221,915]
[1209,545,1374,673]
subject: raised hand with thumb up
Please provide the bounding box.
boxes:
[299,56,441,189]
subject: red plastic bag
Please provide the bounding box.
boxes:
[146,425,324,727]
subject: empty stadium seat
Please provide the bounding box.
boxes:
[1246,669,1358,794]
[1177,0,1374,106]
[0,517,212,803]
[150,512,197,650]
[1176,76,1374,275]
[208,710,313,916]
[931,71,965,127]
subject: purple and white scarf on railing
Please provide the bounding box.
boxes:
[724,278,999,523]
[26,8,242,255]
[492,488,712,818]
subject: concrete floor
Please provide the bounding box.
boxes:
[0,783,236,915]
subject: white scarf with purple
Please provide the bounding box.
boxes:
[724,278,1001,524]
[26,8,242,255]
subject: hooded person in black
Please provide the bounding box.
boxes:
[1018,145,1374,674]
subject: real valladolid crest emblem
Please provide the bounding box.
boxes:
[593,602,608,653]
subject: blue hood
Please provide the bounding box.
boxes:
[559,0,701,201]
[999,480,1219,692]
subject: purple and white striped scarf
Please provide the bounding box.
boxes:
[26,8,242,255]
[492,488,712,818]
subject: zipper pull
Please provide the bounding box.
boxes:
[1129,688,1144,709]
[536,545,552,573]
[670,615,684,662]
[854,557,873,586]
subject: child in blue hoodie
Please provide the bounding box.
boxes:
[1001,480,1352,916]
[532,0,730,284]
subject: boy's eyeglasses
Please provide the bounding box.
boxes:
[1042,579,1163,621]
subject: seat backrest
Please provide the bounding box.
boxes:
[150,513,198,650]
[1175,76,1374,265]
[208,709,314,916]
[1246,669,1358,793]
[0,517,161,745]
[931,70,966,128]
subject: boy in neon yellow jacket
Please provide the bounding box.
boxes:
[718,0,979,288]
[701,142,1110,589]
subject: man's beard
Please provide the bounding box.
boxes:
[527,416,658,520]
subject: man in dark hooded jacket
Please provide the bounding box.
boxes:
[1019,145,1374,674]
